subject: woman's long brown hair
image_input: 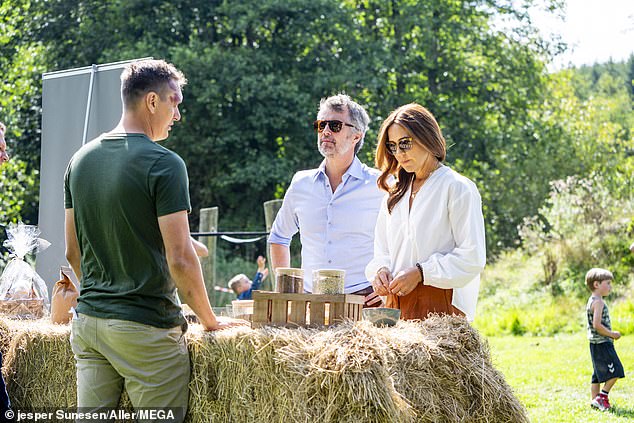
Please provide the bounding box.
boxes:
[375,103,446,214]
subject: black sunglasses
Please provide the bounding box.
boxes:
[386,137,413,155]
[313,119,356,133]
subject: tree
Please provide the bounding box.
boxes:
[11,0,620,260]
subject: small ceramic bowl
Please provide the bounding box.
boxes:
[362,307,401,327]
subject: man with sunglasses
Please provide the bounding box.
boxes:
[268,94,384,306]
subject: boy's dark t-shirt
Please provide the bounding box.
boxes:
[64,133,190,328]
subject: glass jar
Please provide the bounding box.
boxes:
[275,267,304,293]
[312,269,345,294]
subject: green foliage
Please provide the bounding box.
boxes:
[476,164,634,337]
[2,0,562,249]
[612,298,634,335]
[0,159,39,225]
[520,174,634,297]
[0,158,39,267]
[2,0,632,264]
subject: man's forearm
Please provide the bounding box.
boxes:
[168,253,217,330]
[64,209,82,281]
[269,243,291,271]
[67,255,82,282]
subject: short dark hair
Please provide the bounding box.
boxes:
[120,59,187,108]
[585,268,613,292]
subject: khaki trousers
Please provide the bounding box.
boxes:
[70,314,190,422]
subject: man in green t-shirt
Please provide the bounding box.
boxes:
[64,59,245,421]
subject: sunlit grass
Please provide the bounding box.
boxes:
[487,334,634,422]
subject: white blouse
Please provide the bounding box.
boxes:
[365,165,486,321]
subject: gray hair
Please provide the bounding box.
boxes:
[318,94,370,154]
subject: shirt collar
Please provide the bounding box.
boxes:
[313,156,364,182]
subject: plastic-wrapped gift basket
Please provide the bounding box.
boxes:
[0,222,51,319]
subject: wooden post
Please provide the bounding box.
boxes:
[198,207,218,303]
[263,199,283,291]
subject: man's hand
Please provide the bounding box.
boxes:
[364,290,383,307]
[204,316,250,331]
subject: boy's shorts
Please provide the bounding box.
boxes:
[590,342,625,383]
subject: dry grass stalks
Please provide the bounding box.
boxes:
[0,315,527,422]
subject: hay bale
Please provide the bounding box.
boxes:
[1,315,528,422]
[186,315,527,423]
[0,316,25,357]
[3,320,76,408]
[1,318,133,415]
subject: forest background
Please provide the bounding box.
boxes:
[0,0,633,336]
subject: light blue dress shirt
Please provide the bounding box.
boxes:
[268,157,384,293]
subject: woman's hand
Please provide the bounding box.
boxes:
[388,266,421,297]
[372,267,393,296]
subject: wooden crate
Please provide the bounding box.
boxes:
[251,291,365,328]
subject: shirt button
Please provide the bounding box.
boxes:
[328,241,332,244]
[328,260,332,264]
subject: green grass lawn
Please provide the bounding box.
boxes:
[487,334,634,422]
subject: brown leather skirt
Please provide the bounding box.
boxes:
[386,283,464,320]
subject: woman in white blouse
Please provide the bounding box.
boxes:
[365,103,486,321]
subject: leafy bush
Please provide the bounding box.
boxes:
[0,159,39,269]
[519,174,634,298]
[475,173,634,336]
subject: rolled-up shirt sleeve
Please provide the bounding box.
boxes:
[268,178,299,247]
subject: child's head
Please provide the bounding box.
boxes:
[228,274,251,295]
[585,268,614,293]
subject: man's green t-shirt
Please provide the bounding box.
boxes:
[64,133,190,328]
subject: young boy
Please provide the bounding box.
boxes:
[585,268,625,411]
[228,255,269,300]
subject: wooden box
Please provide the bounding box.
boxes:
[251,291,365,328]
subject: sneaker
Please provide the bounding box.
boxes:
[601,394,611,410]
[591,395,609,411]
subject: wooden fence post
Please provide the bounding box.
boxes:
[263,199,283,291]
[198,207,218,302]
